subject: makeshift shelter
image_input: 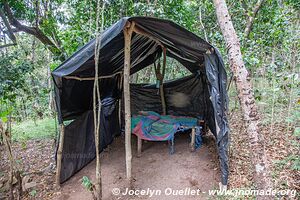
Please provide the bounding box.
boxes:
[52,17,230,186]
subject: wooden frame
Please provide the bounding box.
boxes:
[190,127,196,152]
[136,126,197,156]
[123,21,135,181]
[137,137,142,157]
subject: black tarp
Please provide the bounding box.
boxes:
[130,73,212,118]
[59,98,120,183]
[52,17,229,185]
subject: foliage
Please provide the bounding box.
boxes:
[82,176,93,191]
[0,52,33,101]
[0,0,298,198]
[0,0,297,128]
[11,117,56,142]
[0,0,298,142]
[29,189,37,197]
[0,34,52,121]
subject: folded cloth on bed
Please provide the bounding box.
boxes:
[131,111,198,141]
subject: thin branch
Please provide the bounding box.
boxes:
[199,6,208,42]
[93,1,106,199]
[240,0,249,15]
[244,0,265,39]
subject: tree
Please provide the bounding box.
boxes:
[212,0,272,196]
[0,0,66,61]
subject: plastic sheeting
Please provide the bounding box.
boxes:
[59,98,120,183]
[130,74,212,118]
[52,17,229,185]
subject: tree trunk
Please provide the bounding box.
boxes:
[47,56,53,111]
[212,0,272,196]
[3,117,22,199]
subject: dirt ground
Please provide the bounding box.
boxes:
[0,131,220,200]
[54,133,220,200]
[1,111,299,199]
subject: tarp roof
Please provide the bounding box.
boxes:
[52,17,213,79]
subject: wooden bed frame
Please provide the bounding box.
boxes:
[136,120,206,157]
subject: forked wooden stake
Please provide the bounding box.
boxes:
[56,124,65,186]
[190,127,196,152]
[160,47,167,115]
[132,25,167,115]
[137,136,142,157]
[123,21,135,181]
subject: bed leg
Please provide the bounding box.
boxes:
[190,127,195,152]
[137,136,142,157]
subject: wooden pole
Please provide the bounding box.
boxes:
[118,75,123,128]
[132,25,167,115]
[93,1,105,199]
[137,136,142,157]
[154,48,167,115]
[160,48,167,115]
[56,123,65,186]
[3,121,15,199]
[190,127,196,152]
[123,21,135,181]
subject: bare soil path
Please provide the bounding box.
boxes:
[55,133,219,200]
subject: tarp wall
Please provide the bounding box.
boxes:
[60,99,120,183]
[130,73,213,119]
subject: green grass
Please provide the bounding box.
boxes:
[11,117,57,142]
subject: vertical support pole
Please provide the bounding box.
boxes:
[137,136,142,157]
[123,21,135,181]
[118,75,123,128]
[118,99,122,127]
[160,48,167,115]
[56,123,65,186]
[190,127,195,152]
